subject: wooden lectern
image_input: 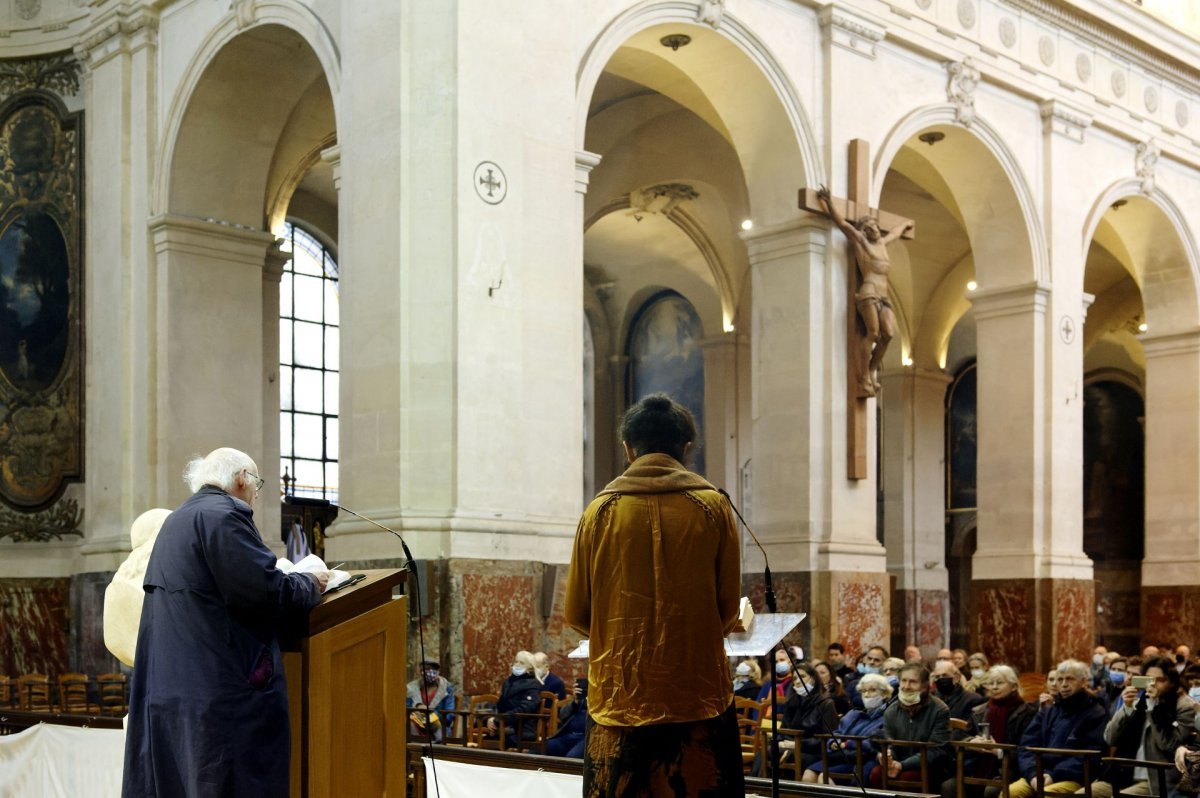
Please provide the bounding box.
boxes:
[282,569,408,797]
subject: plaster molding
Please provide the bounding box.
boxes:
[1135,139,1160,195]
[574,149,602,195]
[148,213,276,266]
[819,5,886,60]
[696,0,725,30]
[74,4,157,68]
[741,217,829,263]
[320,143,342,192]
[969,280,1051,321]
[1040,99,1092,143]
[1140,327,1200,358]
[946,57,981,127]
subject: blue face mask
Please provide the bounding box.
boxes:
[512,665,527,677]
[1188,686,1200,701]
[887,675,900,689]
[1108,671,1126,685]
[858,663,881,675]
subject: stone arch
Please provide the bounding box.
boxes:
[1081,180,1200,335]
[576,1,820,225]
[153,3,341,222]
[874,104,1046,368]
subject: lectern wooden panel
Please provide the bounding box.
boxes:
[283,569,407,798]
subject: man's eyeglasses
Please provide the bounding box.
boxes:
[245,471,265,492]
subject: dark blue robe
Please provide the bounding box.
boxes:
[122,486,320,797]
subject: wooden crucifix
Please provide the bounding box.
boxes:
[800,139,915,480]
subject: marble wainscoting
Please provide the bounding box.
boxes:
[1093,562,1141,655]
[743,571,891,657]
[891,588,949,658]
[70,572,123,676]
[0,577,71,676]
[1141,586,1200,650]
[972,578,1094,672]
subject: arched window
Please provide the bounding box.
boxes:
[279,221,339,501]
[627,291,706,475]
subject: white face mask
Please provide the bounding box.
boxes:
[862,695,884,711]
[794,679,814,695]
[1093,654,1105,666]
[971,669,985,679]
[736,663,752,677]
[897,690,922,706]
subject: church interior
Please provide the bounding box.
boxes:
[3,0,1200,790]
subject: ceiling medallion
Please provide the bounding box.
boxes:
[660,34,691,51]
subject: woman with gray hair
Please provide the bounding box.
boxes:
[939,664,1038,798]
[802,672,893,785]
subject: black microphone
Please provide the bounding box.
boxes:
[336,506,416,573]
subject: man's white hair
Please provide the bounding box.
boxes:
[183,448,256,494]
[1056,659,1089,681]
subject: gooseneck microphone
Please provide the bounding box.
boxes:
[337,505,416,572]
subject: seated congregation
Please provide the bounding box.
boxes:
[404,639,1200,796]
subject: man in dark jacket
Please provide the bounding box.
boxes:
[122,448,327,798]
[1008,660,1107,798]
[870,663,951,788]
[932,660,986,731]
[546,679,589,758]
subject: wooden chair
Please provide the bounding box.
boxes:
[1018,672,1047,704]
[758,726,805,781]
[96,673,128,716]
[17,673,50,711]
[734,696,761,721]
[540,691,560,736]
[876,737,938,792]
[0,675,12,708]
[737,716,759,774]
[1100,756,1175,797]
[57,673,97,714]
[815,733,872,787]
[464,694,500,749]
[1026,745,1100,798]
[952,739,1017,798]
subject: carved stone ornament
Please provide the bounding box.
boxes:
[15,0,41,21]
[1177,100,1189,128]
[0,93,84,510]
[1144,86,1159,113]
[1135,140,1159,195]
[957,0,976,28]
[1038,36,1055,66]
[232,0,256,30]
[628,183,699,219]
[696,0,724,29]
[998,17,1017,49]
[1111,70,1127,98]
[0,498,82,542]
[0,54,80,103]
[1040,99,1092,143]
[947,57,981,128]
[1076,54,1092,83]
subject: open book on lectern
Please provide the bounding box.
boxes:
[566,611,807,660]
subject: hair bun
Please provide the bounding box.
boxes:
[642,394,672,411]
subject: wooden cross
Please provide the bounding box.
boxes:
[800,139,915,480]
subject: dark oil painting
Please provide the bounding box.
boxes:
[0,211,70,392]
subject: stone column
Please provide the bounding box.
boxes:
[700,332,746,490]
[76,6,160,569]
[1141,329,1200,646]
[745,219,889,655]
[260,243,289,549]
[971,283,1093,671]
[879,367,951,658]
[148,216,277,509]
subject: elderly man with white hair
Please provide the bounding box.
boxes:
[122,448,330,798]
[1005,659,1107,798]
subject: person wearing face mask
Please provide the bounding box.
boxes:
[881,657,906,695]
[1091,645,1110,686]
[777,663,838,773]
[930,660,985,731]
[802,673,892,785]
[531,651,566,699]
[1183,664,1200,709]
[1006,660,1107,798]
[733,659,763,701]
[1100,657,1129,717]
[486,650,545,744]
[406,659,457,743]
[757,648,797,702]
[964,652,991,696]
[1085,656,1195,798]
[869,663,950,788]
[938,665,1036,798]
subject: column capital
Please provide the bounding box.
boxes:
[320,144,342,192]
[741,217,828,263]
[575,150,602,195]
[76,4,159,69]
[819,4,886,60]
[149,213,276,267]
[1141,326,1200,358]
[970,280,1051,321]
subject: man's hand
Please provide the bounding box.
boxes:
[1122,683,1138,708]
[1039,692,1054,708]
[572,685,584,702]
[1177,745,1190,772]
[486,717,497,733]
[309,571,330,592]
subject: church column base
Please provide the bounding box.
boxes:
[1140,583,1200,651]
[744,570,890,658]
[971,578,1093,672]
[890,587,949,658]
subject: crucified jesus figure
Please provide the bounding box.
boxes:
[818,185,914,397]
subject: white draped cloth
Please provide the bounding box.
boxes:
[0,723,124,797]
[423,757,580,797]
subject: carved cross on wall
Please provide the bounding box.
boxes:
[800,139,915,480]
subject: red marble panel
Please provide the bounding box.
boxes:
[540,565,586,686]
[1143,588,1200,649]
[974,582,1034,671]
[0,578,70,676]
[1052,580,1093,664]
[838,580,887,657]
[461,573,536,695]
[915,590,948,651]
